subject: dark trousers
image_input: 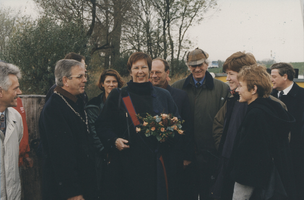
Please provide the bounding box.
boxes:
[178,151,218,200]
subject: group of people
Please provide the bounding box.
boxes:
[0,47,303,200]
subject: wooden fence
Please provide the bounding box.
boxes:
[19,95,46,200]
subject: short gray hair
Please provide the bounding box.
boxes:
[55,59,85,87]
[0,61,22,91]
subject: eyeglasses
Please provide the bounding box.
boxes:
[69,73,88,79]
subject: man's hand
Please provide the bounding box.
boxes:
[67,195,84,200]
[183,160,191,168]
[24,157,34,168]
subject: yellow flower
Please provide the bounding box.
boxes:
[161,127,165,132]
[143,121,148,126]
[178,130,184,135]
[151,127,156,131]
[136,127,141,133]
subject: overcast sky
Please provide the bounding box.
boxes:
[1,0,304,62]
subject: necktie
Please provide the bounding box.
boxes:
[278,91,284,99]
[196,82,201,88]
[0,114,5,134]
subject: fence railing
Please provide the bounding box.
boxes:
[19,95,45,200]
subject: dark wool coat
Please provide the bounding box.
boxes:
[271,83,304,199]
[166,85,194,162]
[230,97,296,200]
[95,81,180,200]
[210,93,247,200]
[172,71,229,152]
[165,84,195,200]
[39,87,97,200]
[85,92,105,155]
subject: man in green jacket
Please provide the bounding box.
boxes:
[172,48,229,200]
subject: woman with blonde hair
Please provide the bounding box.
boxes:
[230,64,296,200]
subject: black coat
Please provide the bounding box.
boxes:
[230,97,296,199]
[166,85,194,162]
[95,81,180,200]
[271,83,304,199]
[39,87,97,200]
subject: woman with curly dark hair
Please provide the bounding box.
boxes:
[85,68,124,198]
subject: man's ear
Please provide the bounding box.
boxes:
[62,76,69,87]
[166,70,171,81]
[283,74,288,81]
[252,85,258,95]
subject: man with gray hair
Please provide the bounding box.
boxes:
[172,48,229,200]
[39,59,98,200]
[0,61,23,200]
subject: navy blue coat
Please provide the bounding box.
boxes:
[39,87,97,200]
[95,81,180,200]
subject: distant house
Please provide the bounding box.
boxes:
[208,60,219,68]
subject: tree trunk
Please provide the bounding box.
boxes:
[111,0,123,65]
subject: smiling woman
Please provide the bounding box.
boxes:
[230,64,297,200]
[95,52,181,200]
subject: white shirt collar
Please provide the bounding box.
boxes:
[280,82,294,96]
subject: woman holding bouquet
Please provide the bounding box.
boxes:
[95,52,180,200]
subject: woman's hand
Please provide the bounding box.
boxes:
[115,138,130,151]
[67,195,84,200]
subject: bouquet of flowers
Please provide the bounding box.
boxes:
[136,113,184,142]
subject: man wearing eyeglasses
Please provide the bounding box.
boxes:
[150,58,194,200]
[45,52,88,103]
[39,59,98,200]
[172,48,229,200]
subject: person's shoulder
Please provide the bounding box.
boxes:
[86,93,103,108]
[8,107,21,116]
[154,86,171,96]
[7,107,22,122]
[269,95,287,110]
[167,85,187,97]
[293,83,304,93]
[171,78,187,89]
[213,78,229,88]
